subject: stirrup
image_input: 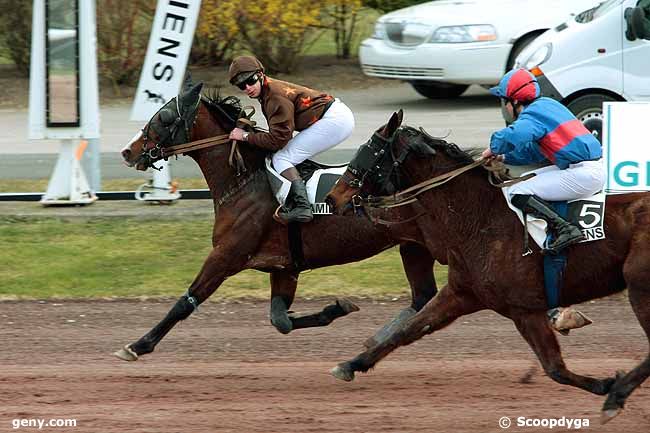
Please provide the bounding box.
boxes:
[273,204,313,224]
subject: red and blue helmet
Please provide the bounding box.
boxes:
[489,68,540,103]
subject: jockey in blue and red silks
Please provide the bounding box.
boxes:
[482,68,605,334]
[482,68,605,254]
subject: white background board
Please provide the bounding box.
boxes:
[603,102,650,193]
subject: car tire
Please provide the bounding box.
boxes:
[566,94,617,143]
[410,82,469,99]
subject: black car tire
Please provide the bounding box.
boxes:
[410,82,469,99]
[566,94,618,143]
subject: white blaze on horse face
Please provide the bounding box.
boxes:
[123,129,144,153]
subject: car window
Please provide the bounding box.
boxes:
[575,0,621,23]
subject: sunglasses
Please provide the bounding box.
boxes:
[237,74,259,90]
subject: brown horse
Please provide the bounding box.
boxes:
[115,78,442,362]
[325,111,650,423]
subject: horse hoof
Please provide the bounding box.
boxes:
[337,298,360,314]
[600,408,622,424]
[113,345,138,362]
[331,364,355,382]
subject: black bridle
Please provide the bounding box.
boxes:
[137,96,203,170]
[343,126,424,195]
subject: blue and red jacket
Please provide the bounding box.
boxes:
[489,97,602,169]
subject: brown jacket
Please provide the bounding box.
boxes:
[248,78,334,151]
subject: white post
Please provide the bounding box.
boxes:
[29,0,101,205]
[130,0,203,203]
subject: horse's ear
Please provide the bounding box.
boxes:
[182,72,194,93]
[397,109,404,125]
[382,111,402,137]
[180,82,203,109]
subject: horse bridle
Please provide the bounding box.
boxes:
[137,96,202,170]
[341,126,420,205]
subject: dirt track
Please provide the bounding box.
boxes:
[0,296,648,433]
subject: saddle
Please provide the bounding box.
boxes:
[265,158,347,215]
[489,162,607,250]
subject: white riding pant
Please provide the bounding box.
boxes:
[272,99,355,174]
[507,159,605,201]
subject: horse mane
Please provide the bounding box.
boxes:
[407,125,482,164]
[201,88,244,129]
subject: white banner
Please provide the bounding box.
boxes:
[130,0,202,121]
[603,102,650,193]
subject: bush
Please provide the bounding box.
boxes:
[96,0,155,89]
[235,0,326,73]
[0,0,32,76]
[192,0,239,66]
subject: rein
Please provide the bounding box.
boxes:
[161,108,257,158]
[143,101,258,176]
[362,158,487,208]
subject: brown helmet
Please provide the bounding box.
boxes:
[228,55,265,86]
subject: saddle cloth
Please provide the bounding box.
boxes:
[265,158,347,215]
[502,168,606,250]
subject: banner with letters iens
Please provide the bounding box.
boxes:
[130,0,202,121]
[603,102,650,193]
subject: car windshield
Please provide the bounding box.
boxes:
[575,0,621,23]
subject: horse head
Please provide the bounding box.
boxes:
[326,110,438,215]
[121,74,208,171]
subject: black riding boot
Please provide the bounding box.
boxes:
[512,194,585,254]
[276,179,313,224]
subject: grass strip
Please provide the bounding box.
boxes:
[0,217,448,300]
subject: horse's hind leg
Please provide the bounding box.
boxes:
[332,284,481,381]
[602,251,650,423]
[364,242,438,348]
[270,271,359,334]
[512,312,617,395]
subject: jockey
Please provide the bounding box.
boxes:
[482,68,604,334]
[228,55,355,224]
[482,68,605,254]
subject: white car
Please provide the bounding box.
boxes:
[515,0,650,141]
[359,0,601,99]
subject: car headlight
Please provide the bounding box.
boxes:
[430,25,497,43]
[372,22,386,39]
[523,43,552,69]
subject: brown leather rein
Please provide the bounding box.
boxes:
[161,117,257,176]
[357,158,535,209]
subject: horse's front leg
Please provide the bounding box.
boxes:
[332,284,481,381]
[512,311,619,396]
[269,271,359,334]
[364,242,437,348]
[114,211,267,361]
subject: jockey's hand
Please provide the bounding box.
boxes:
[229,127,246,141]
[481,148,504,161]
[481,147,494,158]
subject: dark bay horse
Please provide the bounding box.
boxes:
[325,111,650,423]
[116,79,442,361]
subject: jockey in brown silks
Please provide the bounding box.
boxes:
[228,55,355,224]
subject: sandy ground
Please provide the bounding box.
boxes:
[0,296,648,433]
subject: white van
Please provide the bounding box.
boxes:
[359,0,600,99]
[515,0,650,141]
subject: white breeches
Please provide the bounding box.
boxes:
[272,99,355,174]
[507,160,605,201]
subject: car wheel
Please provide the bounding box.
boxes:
[410,82,469,99]
[566,94,617,143]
